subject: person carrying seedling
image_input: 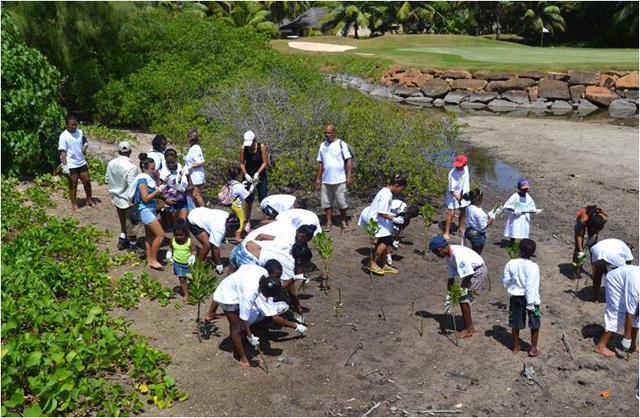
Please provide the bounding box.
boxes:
[589,238,635,303]
[165,219,197,302]
[463,188,498,255]
[429,235,488,339]
[212,261,307,367]
[594,265,639,358]
[503,178,539,247]
[228,164,256,243]
[573,205,608,280]
[387,200,420,266]
[362,174,407,275]
[502,238,541,356]
[443,154,470,241]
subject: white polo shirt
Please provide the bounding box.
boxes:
[187,207,229,247]
[317,139,351,184]
[276,209,321,237]
[446,245,485,278]
[590,238,634,267]
[261,194,297,215]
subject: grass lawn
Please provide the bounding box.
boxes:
[271,34,639,73]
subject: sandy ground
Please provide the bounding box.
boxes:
[46,116,639,417]
[288,41,357,52]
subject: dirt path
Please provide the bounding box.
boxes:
[46,118,638,416]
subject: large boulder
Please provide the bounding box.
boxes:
[501,90,530,104]
[520,100,548,111]
[413,73,433,86]
[568,70,599,86]
[585,86,620,106]
[488,99,518,110]
[487,79,535,92]
[472,70,491,80]
[599,74,617,89]
[519,70,545,80]
[569,85,586,104]
[450,79,487,91]
[577,99,599,115]
[608,99,637,118]
[443,90,471,104]
[467,92,499,103]
[394,86,419,97]
[369,86,393,98]
[440,70,472,79]
[538,79,570,100]
[419,79,450,98]
[546,71,570,81]
[550,100,573,115]
[615,72,638,89]
[488,71,517,81]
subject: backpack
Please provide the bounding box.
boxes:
[217,182,233,206]
[339,140,355,169]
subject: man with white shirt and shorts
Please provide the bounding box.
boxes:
[590,238,634,303]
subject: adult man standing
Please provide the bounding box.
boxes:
[315,124,352,232]
[105,141,143,253]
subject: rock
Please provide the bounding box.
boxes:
[609,99,637,118]
[488,99,518,110]
[444,90,471,104]
[538,79,570,100]
[487,79,535,92]
[501,90,530,104]
[520,100,548,111]
[551,100,573,115]
[385,65,405,77]
[369,87,393,98]
[615,72,638,89]
[603,70,628,77]
[519,70,545,80]
[569,85,586,104]
[359,84,374,93]
[486,81,507,93]
[546,71,570,81]
[391,95,406,102]
[394,86,419,98]
[414,73,433,86]
[421,68,439,75]
[459,101,487,109]
[468,92,499,103]
[406,96,433,105]
[528,86,539,102]
[409,91,425,97]
[433,98,445,106]
[419,79,450,98]
[568,70,599,86]
[622,89,639,100]
[440,70,471,79]
[392,72,416,86]
[488,71,518,81]
[472,70,491,80]
[577,99,599,115]
[450,79,487,91]
[599,74,617,89]
[585,86,620,106]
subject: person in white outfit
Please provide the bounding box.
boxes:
[58,115,95,211]
[183,128,206,207]
[502,239,541,356]
[590,238,635,303]
[463,188,496,255]
[503,178,537,246]
[443,154,470,241]
[594,265,639,357]
[260,194,304,221]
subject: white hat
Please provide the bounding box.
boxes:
[118,141,132,153]
[243,130,256,146]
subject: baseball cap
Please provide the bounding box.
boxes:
[517,178,531,190]
[453,154,467,168]
[118,141,132,153]
[243,130,256,146]
[428,235,449,253]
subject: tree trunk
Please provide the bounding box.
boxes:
[354,23,359,39]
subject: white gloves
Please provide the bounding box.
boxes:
[444,295,452,315]
[62,164,70,175]
[294,313,305,323]
[253,173,260,182]
[82,141,89,152]
[244,173,253,183]
[392,216,405,225]
[577,251,585,260]
[188,254,196,266]
[622,338,632,351]
[513,210,522,216]
[215,264,224,274]
[157,184,167,193]
[248,335,260,347]
[295,324,308,334]
[165,251,173,262]
[526,303,535,311]
[175,183,186,193]
[293,273,309,283]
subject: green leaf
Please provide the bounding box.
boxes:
[22,404,43,417]
[25,351,42,368]
[3,390,24,408]
[65,350,77,363]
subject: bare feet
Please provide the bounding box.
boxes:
[594,345,616,357]
[88,200,98,208]
[149,263,164,271]
[512,346,521,354]
[455,327,475,339]
[528,348,541,357]
[72,206,79,212]
[238,358,259,367]
[204,313,224,321]
[443,233,451,241]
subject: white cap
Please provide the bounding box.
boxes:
[243,130,256,146]
[118,141,132,153]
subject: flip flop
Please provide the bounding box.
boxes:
[365,266,385,275]
[383,266,399,274]
[150,265,164,271]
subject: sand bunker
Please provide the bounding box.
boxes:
[288,41,357,52]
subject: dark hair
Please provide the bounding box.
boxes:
[588,213,606,233]
[291,243,312,263]
[259,274,282,298]
[389,173,407,187]
[228,165,242,181]
[138,153,155,171]
[173,218,189,235]
[164,148,177,159]
[152,134,167,152]
[295,198,308,210]
[65,115,78,123]
[226,213,241,231]
[263,259,283,276]
[188,128,199,143]
[404,205,420,220]
[462,188,482,203]
[296,225,316,242]
[519,239,536,258]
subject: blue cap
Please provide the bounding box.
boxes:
[428,235,448,253]
[517,178,531,190]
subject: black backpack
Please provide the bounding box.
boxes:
[339,140,355,170]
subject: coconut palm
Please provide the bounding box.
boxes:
[320,1,374,39]
[209,1,279,37]
[523,1,566,46]
[611,1,638,39]
[157,1,209,18]
[395,1,434,34]
[264,0,311,23]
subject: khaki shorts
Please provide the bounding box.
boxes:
[117,206,143,236]
[460,264,488,305]
[321,182,349,210]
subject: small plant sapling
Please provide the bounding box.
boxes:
[314,231,334,291]
[186,260,218,341]
[333,287,343,318]
[419,202,436,256]
[506,240,520,260]
[377,301,386,321]
[364,217,381,278]
[447,284,474,347]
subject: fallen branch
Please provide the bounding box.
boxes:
[361,369,380,377]
[345,339,364,366]
[561,333,574,360]
[362,402,381,417]
[414,410,464,415]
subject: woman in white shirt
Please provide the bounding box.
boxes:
[463,189,495,255]
[58,115,95,211]
[184,128,206,207]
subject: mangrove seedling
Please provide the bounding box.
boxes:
[186,260,218,341]
[314,230,334,291]
[364,217,381,278]
[377,301,386,321]
[506,240,520,260]
[447,284,473,347]
[333,287,343,318]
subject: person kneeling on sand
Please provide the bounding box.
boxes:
[212,261,307,367]
[429,235,488,339]
[502,239,541,357]
[594,265,639,358]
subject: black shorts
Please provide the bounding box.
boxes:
[378,235,394,246]
[69,164,89,176]
[187,219,206,237]
[508,295,540,330]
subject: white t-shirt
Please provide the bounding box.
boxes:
[185,144,205,185]
[58,129,86,169]
[258,243,295,280]
[212,264,279,322]
[390,199,407,215]
[466,204,489,231]
[261,194,296,215]
[276,209,321,237]
[230,180,250,208]
[604,265,640,331]
[503,192,536,239]
[590,238,634,267]
[147,149,169,179]
[368,187,394,238]
[446,166,470,209]
[502,258,541,305]
[187,207,229,247]
[244,220,296,250]
[446,245,485,278]
[317,139,351,184]
[105,155,139,209]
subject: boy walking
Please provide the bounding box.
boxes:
[502,238,541,357]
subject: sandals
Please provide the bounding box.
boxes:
[365,266,385,275]
[383,265,399,274]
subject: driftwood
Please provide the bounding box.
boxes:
[414,410,464,415]
[561,333,574,359]
[362,402,381,417]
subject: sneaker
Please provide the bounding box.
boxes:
[386,254,393,266]
[392,240,400,250]
[117,237,129,250]
[294,313,304,323]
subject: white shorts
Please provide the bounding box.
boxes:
[446,195,470,210]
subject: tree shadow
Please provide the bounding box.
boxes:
[356,247,371,256]
[196,320,219,340]
[563,284,596,302]
[77,197,103,208]
[484,325,521,352]
[581,323,604,345]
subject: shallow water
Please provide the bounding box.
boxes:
[463,145,522,191]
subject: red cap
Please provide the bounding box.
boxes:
[453,154,467,168]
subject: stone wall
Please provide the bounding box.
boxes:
[332,66,639,118]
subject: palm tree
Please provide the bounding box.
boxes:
[395,1,434,34]
[523,1,566,46]
[157,1,209,18]
[320,1,373,39]
[263,1,311,23]
[611,1,638,39]
[209,1,279,37]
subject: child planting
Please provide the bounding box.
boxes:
[502,238,541,357]
[165,219,197,301]
[572,205,608,280]
[462,188,497,255]
[228,165,256,243]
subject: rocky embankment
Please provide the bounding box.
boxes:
[332,67,639,119]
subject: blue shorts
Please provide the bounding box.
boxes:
[140,207,157,225]
[229,244,259,269]
[165,198,189,214]
[173,261,191,278]
[465,227,487,247]
[508,296,541,330]
[245,176,268,203]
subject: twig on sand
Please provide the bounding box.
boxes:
[561,333,574,359]
[345,338,364,366]
[414,410,464,415]
[363,402,381,417]
[361,369,380,377]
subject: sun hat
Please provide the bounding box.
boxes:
[517,178,531,190]
[243,130,256,146]
[428,235,449,253]
[118,141,132,153]
[453,154,467,168]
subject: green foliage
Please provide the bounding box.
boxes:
[86,155,107,186]
[81,123,138,146]
[1,10,66,177]
[419,202,436,228]
[186,261,218,331]
[364,218,381,243]
[1,177,183,416]
[313,231,334,290]
[506,241,520,260]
